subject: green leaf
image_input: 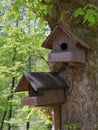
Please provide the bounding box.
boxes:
[83,9,96,26]
[73,3,98,26]
[73,124,78,130]
[84,3,97,10]
[73,7,85,18]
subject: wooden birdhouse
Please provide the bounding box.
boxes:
[15,72,68,106]
[42,23,90,64]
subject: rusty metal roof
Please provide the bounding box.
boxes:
[42,23,90,49]
[15,72,68,92]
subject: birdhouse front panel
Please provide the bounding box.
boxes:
[52,29,76,53]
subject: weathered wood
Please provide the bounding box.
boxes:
[51,105,61,130]
[42,23,90,50]
[21,97,38,106]
[48,51,73,62]
[42,23,90,64]
[21,89,65,106]
[75,45,86,63]
[15,72,68,92]
[28,85,34,97]
[48,51,85,64]
[52,30,76,52]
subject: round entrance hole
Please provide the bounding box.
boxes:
[60,42,68,51]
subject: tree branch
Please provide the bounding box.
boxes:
[40,55,49,65]
[41,0,55,5]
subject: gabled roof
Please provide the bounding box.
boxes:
[42,23,90,49]
[15,72,68,92]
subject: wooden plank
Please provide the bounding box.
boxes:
[16,72,68,92]
[37,89,65,106]
[44,90,58,104]
[57,89,65,103]
[21,89,65,106]
[75,46,86,63]
[28,85,34,97]
[51,105,61,130]
[48,52,73,62]
[48,51,86,64]
[15,76,29,92]
[21,97,38,106]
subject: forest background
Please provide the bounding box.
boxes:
[0,0,98,130]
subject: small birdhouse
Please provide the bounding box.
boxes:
[42,23,90,64]
[15,72,68,106]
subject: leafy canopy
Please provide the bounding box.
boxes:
[73,3,98,26]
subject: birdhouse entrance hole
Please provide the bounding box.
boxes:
[60,42,68,51]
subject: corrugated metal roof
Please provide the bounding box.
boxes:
[42,23,90,49]
[15,72,68,92]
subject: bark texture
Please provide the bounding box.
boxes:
[60,67,97,130]
[44,0,98,130]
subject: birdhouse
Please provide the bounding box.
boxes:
[42,23,90,64]
[15,72,68,106]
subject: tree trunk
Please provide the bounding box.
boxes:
[0,77,15,130]
[60,67,97,130]
[44,1,98,130]
[0,96,10,130]
[8,77,15,130]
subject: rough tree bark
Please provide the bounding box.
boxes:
[44,0,98,130]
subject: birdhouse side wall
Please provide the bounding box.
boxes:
[74,45,86,63]
[37,89,65,106]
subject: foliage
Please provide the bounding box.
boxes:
[13,0,52,20]
[0,0,51,129]
[64,123,79,130]
[73,3,98,26]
